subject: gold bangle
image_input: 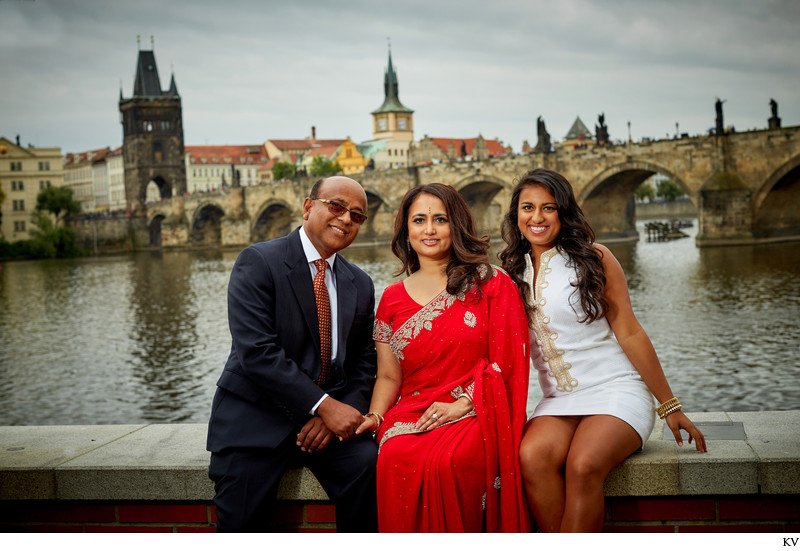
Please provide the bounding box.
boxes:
[365,411,384,428]
[655,397,682,419]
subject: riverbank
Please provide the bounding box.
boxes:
[1,410,798,532]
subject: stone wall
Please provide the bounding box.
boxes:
[1,411,799,532]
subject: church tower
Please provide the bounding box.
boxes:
[119,38,186,213]
[371,46,414,141]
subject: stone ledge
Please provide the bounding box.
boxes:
[0,411,797,502]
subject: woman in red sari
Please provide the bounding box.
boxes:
[355,183,530,532]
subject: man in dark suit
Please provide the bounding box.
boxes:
[207,176,378,532]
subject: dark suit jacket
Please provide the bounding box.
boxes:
[207,228,377,452]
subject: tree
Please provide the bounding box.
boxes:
[25,210,84,258]
[271,161,296,181]
[656,179,683,202]
[309,156,342,177]
[36,185,80,226]
[635,181,655,202]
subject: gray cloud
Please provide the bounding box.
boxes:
[1,0,797,153]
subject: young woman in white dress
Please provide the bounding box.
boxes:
[499,168,707,532]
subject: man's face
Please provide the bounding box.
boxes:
[302,177,368,258]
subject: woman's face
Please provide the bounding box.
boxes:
[407,192,452,262]
[517,184,561,255]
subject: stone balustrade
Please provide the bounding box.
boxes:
[1,411,799,532]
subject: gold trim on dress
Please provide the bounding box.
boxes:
[388,290,456,360]
[373,319,393,343]
[527,249,578,393]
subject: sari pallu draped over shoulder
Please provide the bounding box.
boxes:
[373,267,530,532]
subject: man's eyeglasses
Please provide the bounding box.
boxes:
[313,198,368,225]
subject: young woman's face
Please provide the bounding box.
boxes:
[407,193,452,262]
[517,184,561,255]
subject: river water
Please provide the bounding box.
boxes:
[1,221,799,426]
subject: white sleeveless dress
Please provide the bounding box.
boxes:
[524,248,656,445]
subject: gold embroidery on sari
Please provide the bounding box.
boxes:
[373,319,393,343]
[528,249,578,392]
[389,290,456,360]
[379,421,419,447]
[464,311,476,327]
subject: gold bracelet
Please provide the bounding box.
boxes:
[365,411,384,428]
[655,397,682,419]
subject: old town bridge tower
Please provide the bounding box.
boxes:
[119,41,186,213]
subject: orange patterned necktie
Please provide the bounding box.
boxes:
[313,259,332,387]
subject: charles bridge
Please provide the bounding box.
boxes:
[72,125,800,252]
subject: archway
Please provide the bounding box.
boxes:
[189,204,224,247]
[149,214,165,247]
[456,176,509,237]
[581,163,691,242]
[143,176,173,205]
[753,157,800,239]
[252,202,294,243]
[356,190,386,242]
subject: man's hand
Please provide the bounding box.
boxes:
[316,397,364,441]
[296,416,334,453]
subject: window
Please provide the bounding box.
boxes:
[12,199,25,211]
[38,161,50,170]
[14,221,26,232]
[10,161,22,171]
[398,118,407,130]
[12,180,24,191]
[379,119,387,131]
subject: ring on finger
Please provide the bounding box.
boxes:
[432,413,439,420]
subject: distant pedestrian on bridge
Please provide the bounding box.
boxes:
[207,176,379,532]
[500,168,707,532]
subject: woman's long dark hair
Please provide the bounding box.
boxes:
[391,183,491,297]
[499,168,608,324]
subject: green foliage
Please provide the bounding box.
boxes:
[309,156,342,177]
[0,211,87,260]
[656,179,684,201]
[36,185,80,226]
[635,181,655,201]
[271,161,296,181]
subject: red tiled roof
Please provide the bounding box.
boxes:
[428,138,507,157]
[270,139,344,149]
[63,147,112,166]
[305,144,340,158]
[186,144,267,164]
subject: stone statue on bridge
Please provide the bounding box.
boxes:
[715,97,726,135]
[534,116,552,153]
[595,113,610,146]
[769,98,781,129]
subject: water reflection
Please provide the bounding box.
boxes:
[0,221,798,426]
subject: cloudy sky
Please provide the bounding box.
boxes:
[2,0,798,155]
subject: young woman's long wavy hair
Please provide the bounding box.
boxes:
[391,183,491,297]
[499,168,608,324]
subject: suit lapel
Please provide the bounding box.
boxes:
[285,230,321,362]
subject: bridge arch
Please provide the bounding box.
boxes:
[753,154,800,239]
[189,201,225,247]
[252,200,297,243]
[580,162,692,240]
[453,174,512,236]
[355,189,390,242]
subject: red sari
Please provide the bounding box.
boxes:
[373,266,530,532]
